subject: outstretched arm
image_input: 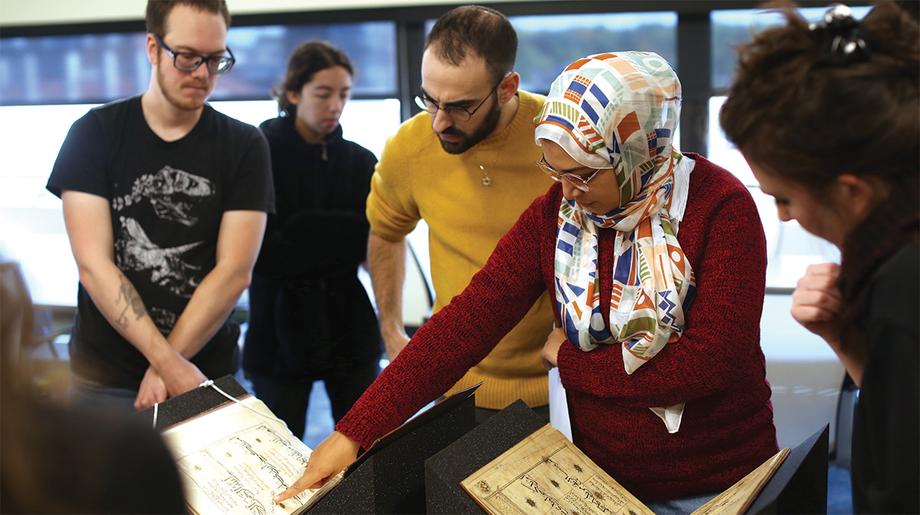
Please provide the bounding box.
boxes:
[275,193,554,501]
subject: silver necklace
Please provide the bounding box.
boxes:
[478,165,492,187]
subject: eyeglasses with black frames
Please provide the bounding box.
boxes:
[413,74,509,122]
[155,35,235,75]
[535,156,610,192]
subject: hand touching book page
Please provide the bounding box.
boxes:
[152,379,480,514]
[159,394,340,515]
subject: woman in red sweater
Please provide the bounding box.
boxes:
[277,52,778,509]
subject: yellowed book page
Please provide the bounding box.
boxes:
[691,447,791,515]
[461,423,654,515]
[161,396,329,515]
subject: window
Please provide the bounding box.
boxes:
[0,103,97,305]
[511,12,678,94]
[0,22,397,105]
[211,98,401,158]
[711,6,871,91]
[219,23,397,99]
[708,6,869,288]
[0,98,401,307]
[0,33,148,105]
[511,13,679,146]
[422,12,677,95]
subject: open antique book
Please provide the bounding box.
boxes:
[151,377,480,514]
[159,393,340,515]
[461,424,790,515]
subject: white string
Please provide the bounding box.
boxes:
[198,379,284,424]
[150,379,284,430]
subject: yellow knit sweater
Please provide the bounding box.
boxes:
[366,91,555,408]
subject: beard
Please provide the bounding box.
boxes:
[156,63,211,112]
[437,95,502,155]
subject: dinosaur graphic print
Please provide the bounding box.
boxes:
[116,217,203,297]
[112,165,213,226]
[112,165,213,299]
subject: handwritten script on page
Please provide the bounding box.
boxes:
[462,424,654,515]
[162,396,332,515]
[461,422,790,515]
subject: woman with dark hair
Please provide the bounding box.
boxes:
[243,40,381,439]
[720,3,919,512]
[276,51,778,512]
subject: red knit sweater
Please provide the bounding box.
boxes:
[336,154,778,501]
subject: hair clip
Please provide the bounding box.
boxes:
[809,3,870,63]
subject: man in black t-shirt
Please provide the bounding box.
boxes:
[46,0,273,411]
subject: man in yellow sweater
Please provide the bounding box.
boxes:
[367,5,555,420]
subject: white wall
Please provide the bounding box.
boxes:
[0,0,536,27]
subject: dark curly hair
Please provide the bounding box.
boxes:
[720,1,919,348]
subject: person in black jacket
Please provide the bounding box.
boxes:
[243,41,381,439]
[721,3,918,512]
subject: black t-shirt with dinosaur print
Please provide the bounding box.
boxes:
[48,96,274,389]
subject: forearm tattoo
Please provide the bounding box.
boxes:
[115,273,147,328]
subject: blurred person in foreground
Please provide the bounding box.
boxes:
[0,253,186,513]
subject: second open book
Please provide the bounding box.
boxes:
[461,423,789,515]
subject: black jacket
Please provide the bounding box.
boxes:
[243,116,380,382]
[851,242,919,513]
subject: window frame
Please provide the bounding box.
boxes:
[0,0,873,306]
[1,0,868,154]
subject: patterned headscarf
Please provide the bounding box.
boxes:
[535,52,697,381]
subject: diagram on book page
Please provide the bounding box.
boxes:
[162,397,333,515]
[461,424,654,515]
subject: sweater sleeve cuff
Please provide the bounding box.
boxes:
[366,173,420,242]
[334,414,378,452]
[366,199,417,242]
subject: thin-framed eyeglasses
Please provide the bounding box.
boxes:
[413,74,508,121]
[155,35,235,75]
[536,156,610,192]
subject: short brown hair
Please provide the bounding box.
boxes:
[425,5,517,83]
[146,0,231,36]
